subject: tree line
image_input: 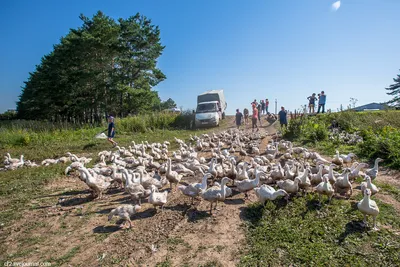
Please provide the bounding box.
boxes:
[17,11,176,123]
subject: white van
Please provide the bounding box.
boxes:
[195,90,227,128]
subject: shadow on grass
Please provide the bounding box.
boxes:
[337,220,366,244]
[38,189,91,198]
[239,205,263,225]
[83,143,97,150]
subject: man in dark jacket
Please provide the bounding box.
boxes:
[278,107,288,128]
[106,116,117,147]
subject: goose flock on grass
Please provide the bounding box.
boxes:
[3,129,385,230]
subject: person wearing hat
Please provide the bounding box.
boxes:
[105,116,117,147]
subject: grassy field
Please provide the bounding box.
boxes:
[0,112,201,161]
[240,193,400,266]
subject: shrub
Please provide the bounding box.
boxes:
[358,126,400,168]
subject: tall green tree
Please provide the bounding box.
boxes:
[160,98,177,110]
[386,70,400,107]
[17,11,169,123]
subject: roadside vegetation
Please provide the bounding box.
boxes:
[283,110,400,169]
[0,112,196,160]
[240,195,400,266]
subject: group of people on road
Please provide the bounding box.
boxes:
[307,90,327,114]
[108,92,328,148]
[234,98,278,132]
[235,91,328,132]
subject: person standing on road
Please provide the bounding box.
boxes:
[257,103,262,126]
[252,104,259,132]
[307,93,317,113]
[278,107,288,128]
[265,99,270,114]
[317,91,327,113]
[234,109,243,129]
[105,116,118,147]
[243,108,249,125]
[261,100,266,114]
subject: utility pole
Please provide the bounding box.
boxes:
[275,99,277,114]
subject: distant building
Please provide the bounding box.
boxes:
[352,103,388,112]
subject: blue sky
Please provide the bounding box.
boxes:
[1,0,399,114]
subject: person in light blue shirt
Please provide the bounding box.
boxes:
[317,91,327,113]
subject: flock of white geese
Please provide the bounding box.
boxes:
[3,129,384,230]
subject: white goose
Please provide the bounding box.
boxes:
[200,177,232,214]
[237,162,250,181]
[365,158,383,180]
[77,167,111,199]
[340,152,357,165]
[108,204,141,229]
[124,172,150,205]
[310,164,324,185]
[235,168,264,199]
[360,175,379,196]
[332,150,344,166]
[315,176,335,204]
[166,158,183,190]
[254,185,289,204]
[334,169,352,197]
[357,188,379,230]
[277,178,301,195]
[322,164,338,184]
[348,163,368,180]
[178,173,212,204]
[6,153,23,164]
[296,167,311,194]
[149,185,168,211]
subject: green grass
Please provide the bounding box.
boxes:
[284,110,400,169]
[198,260,223,267]
[375,182,400,202]
[156,258,172,267]
[49,246,81,266]
[0,128,209,163]
[239,195,400,266]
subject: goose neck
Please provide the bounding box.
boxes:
[318,165,323,175]
[343,172,349,182]
[201,175,208,190]
[373,160,380,170]
[124,171,131,186]
[254,172,261,186]
[221,182,227,198]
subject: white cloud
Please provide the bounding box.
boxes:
[332,1,341,11]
